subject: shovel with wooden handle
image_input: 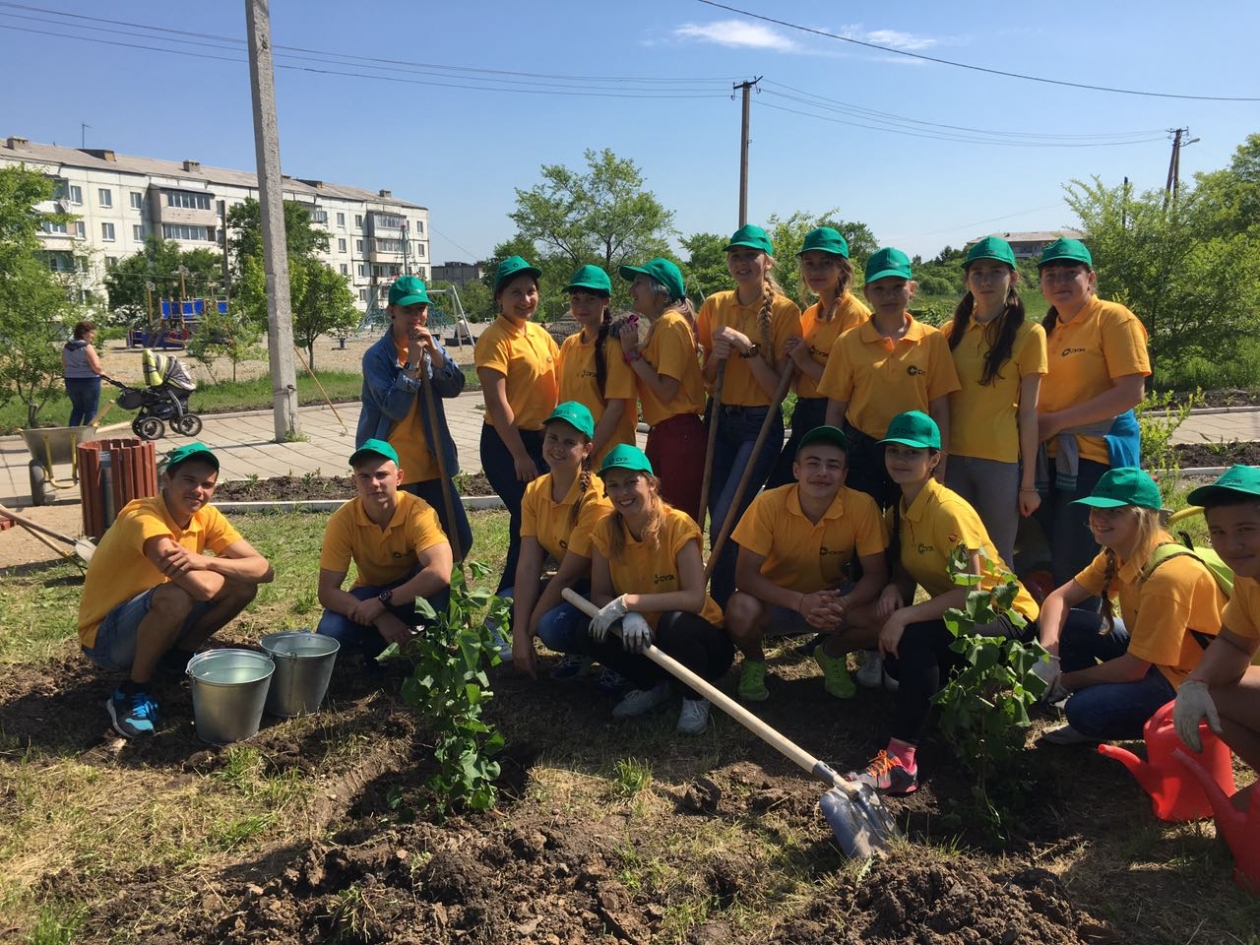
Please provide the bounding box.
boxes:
[0,503,96,563]
[697,361,725,532]
[562,588,899,859]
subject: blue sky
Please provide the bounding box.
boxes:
[2,1,1258,266]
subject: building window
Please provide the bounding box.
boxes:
[373,237,404,254]
[133,224,144,241]
[98,188,112,208]
[165,191,212,210]
[162,223,213,241]
[74,221,86,238]
[106,256,118,270]
[42,219,68,234]
[359,288,368,302]
[415,220,424,234]
[355,214,363,227]
[373,212,405,229]
[68,184,82,205]
[337,212,345,226]
[309,208,328,224]
[130,192,143,210]
[416,243,426,257]
[340,263,348,275]
[355,239,364,253]
[371,263,401,279]
[357,264,367,277]
[101,222,116,241]
[338,238,347,253]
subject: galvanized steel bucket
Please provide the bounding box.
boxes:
[259,631,340,718]
[186,649,274,744]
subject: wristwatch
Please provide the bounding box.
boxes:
[740,343,761,359]
[378,588,394,605]
[624,348,642,364]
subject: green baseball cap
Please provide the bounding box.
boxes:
[865,247,913,284]
[599,444,654,476]
[494,255,542,294]
[797,227,850,259]
[797,425,849,457]
[165,441,219,473]
[543,401,596,439]
[388,275,431,307]
[564,264,612,297]
[1186,465,1260,506]
[724,224,773,255]
[1038,237,1093,270]
[1072,467,1162,510]
[964,236,1016,269]
[879,411,941,450]
[619,258,685,302]
[349,438,399,468]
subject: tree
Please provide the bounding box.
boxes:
[225,197,329,277]
[290,256,358,370]
[185,306,263,383]
[679,232,729,303]
[762,210,880,307]
[104,237,223,315]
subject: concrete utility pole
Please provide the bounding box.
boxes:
[245,0,300,441]
[734,77,762,228]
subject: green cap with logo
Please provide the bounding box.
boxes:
[1038,237,1093,270]
[619,257,685,302]
[165,441,219,474]
[964,236,1016,269]
[865,247,913,284]
[564,265,612,298]
[797,425,849,457]
[724,224,773,255]
[1186,465,1260,506]
[1071,467,1162,510]
[798,227,850,259]
[349,438,400,468]
[388,275,431,307]
[544,401,596,439]
[599,443,654,476]
[878,411,941,450]
[494,255,542,294]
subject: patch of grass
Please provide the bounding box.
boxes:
[25,898,86,945]
[612,757,652,797]
[208,813,276,852]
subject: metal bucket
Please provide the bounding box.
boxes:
[186,649,274,744]
[260,631,340,718]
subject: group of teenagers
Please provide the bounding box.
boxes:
[74,226,1260,809]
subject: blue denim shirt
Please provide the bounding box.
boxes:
[356,330,465,476]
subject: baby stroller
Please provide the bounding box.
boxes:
[105,348,203,440]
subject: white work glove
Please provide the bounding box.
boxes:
[1174,680,1222,753]
[620,612,653,654]
[1031,654,1069,705]
[589,595,629,643]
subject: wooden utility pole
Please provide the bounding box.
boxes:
[1162,128,1199,209]
[735,77,761,228]
[245,0,300,440]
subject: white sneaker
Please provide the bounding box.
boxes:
[612,681,671,719]
[1041,724,1098,746]
[676,698,711,735]
[882,670,899,693]
[855,649,883,688]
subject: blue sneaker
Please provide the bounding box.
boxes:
[107,688,159,738]
[595,668,628,696]
[550,653,594,680]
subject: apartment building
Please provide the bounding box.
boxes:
[0,135,429,311]
[965,230,1085,259]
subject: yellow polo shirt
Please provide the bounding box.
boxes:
[795,294,870,400]
[1075,540,1225,687]
[556,330,639,464]
[388,340,439,484]
[891,478,1038,623]
[1040,297,1150,464]
[319,492,447,589]
[732,483,887,593]
[78,496,242,647]
[520,471,613,561]
[697,290,802,406]
[817,316,961,439]
[942,319,1047,464]
[637,311,705,427]
[591,507,724,630]
[474,314,560,430]
[1223,575,1260,641]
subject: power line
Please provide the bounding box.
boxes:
[693,0,1260,102]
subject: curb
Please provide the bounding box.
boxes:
[212,494,506,514]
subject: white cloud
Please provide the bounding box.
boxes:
[840,26,939,52]
[672,20,799,53]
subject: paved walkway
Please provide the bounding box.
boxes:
[0,395,1255,507]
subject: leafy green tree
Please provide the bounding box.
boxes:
[763,211,880,307]
[680,231,728,303]
[185,306,263,383]
[104,237,222,315]
[290,255,359,371]
[225,197,329,277]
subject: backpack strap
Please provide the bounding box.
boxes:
[1141,542,1223,652]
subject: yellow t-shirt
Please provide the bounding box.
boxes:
[637,311,705,427]
[795,294,870,400]
[731,483,887,593]
[697,290,802,406]
[387,340,439,484]
[474,314,560,430]
[1075,540,1226,688]
[591,506,724,630]
[520,471,613,562]
[942,318,1048,464]
[78,496,243,646]
[817,316,962,439]
[319,491,448,589]
[1223,575,1260,641]
[890,478,1038,623]
[1040,297,1150,465]
[556,329,639,465]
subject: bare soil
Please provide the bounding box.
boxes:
[1173,441,1260,468]
[212,472,495,502]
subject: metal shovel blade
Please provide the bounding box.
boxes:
[820,781,899,859]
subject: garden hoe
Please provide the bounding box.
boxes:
[562,588,899,859]
[0,503,96,564]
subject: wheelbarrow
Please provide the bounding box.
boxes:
[18,423,129,506]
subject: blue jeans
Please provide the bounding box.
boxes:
[316,582,450,662]
[843,424,898,510]
[501,579,590,656]
[1059,608,1176,740]
[1035,458,1108,604]
[706,403,784,608]
[66,376,101,426]
[480,424,547,593]
[402,479,473,563]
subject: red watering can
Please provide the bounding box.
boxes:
[1097,700,1236,822]
[1174,748,1260,895]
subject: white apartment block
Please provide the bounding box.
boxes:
[0,135,430,311]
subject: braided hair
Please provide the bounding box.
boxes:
[568,454,595,529]
[802,257,855,324]
[592,303,613,394]
[947,277,1027,386]
[755,258,785,364]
